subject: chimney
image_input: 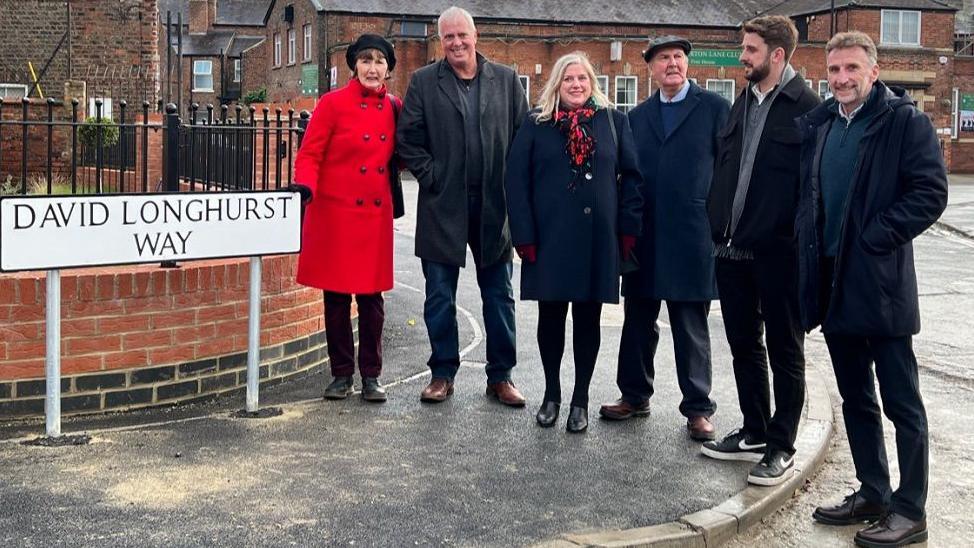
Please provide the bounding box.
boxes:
[188,0,211,34]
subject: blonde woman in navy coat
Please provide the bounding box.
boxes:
[505,52,643,433]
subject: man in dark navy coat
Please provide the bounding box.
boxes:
[796,32,946,548]
[598,36,729,443]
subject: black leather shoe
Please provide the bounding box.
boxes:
[566,406,588,433]
[813,491,888,526]
[855,512,927,548]
[361,377,387,402]
[323,376,354,400]
[536,401,559,427]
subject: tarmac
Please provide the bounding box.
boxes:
[20,172,967,546]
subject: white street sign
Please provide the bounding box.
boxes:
[0,191,302,272]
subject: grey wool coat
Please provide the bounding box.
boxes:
[396,54,529,267]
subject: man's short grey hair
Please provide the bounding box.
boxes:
[438,6,476,37]
[826,31,878,66]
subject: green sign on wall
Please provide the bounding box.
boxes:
[301,64,320,96]
[689,49,741,67]
[962,93,974,111]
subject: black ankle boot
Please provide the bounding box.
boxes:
[323,376,354,400]
[536,401,559,427]
[361,377,387,402]
[566,405,588,433]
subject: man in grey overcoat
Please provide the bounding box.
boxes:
[598,36,728,442]
[396,6,529,405]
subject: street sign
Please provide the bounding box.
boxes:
[0,191,301,272]
[690,49,741,67]
[301,64,319,96]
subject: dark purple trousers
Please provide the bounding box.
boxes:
[324,291,384,378]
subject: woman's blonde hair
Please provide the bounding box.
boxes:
[534,52,612,123]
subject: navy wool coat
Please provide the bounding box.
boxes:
[623,83,730,301]
[795,83,948,336]
[505,108,643,303]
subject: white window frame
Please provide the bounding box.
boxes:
[706,79,736,104]
[233,59,241,83]
[517,75,530,103]
[615,75,638,113]
[818,80,832,100]
[0,83,28,99]
[880,10,921,46]
[273,33,282,66]
[303,25,312,61]
[596,75,609,97]
[287,29,297,65]
[88,97,113,119]
[192,60,214,92]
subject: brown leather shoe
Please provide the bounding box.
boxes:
[486,381,526,407]
[687,416,716,441]
[598,398,650,420]
[420,378,454,403]
[854,512,926,547]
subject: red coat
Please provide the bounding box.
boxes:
[294,79,397,294]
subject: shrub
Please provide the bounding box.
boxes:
[78,116,120,148]
[242,87,267,106]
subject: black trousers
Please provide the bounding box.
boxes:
[616,298,716,417]
[324,291,384,378]
[537,301,602,407]
[820,258,928,520]
[715,254,805,455]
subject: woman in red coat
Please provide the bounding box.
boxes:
[293,34,400,402]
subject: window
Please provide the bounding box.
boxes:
[518,75,530,103]
[88,97,113,119]
[287,29,296,64]
[233,59,241,83]
[596,75,609,96]
[303,25,312,61]
[274,33,281,66]
[818,80,832,100]
[401,21,428,37]
[193,60,214,92]
[0,84,27,99]
[706,79,735,103]
[615,76,637,113]
[881,10,920,46]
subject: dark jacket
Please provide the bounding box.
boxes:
[795,82,948,336]
[396,54,529,267]
[708,73,821,255]
[505,108,643,303]
[624,83,730,301]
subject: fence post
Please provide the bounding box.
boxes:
[162,103,179,192]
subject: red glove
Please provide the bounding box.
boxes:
[515,244,537,263]
[620,235,637,259]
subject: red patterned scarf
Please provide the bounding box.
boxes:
[553,97,598,190]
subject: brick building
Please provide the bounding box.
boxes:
[3,1,974,170]
[0,0,161,115]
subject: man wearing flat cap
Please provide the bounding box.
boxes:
[600,36,729,442]
[397,6,529,405]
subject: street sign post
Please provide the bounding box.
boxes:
[0,191,302,437]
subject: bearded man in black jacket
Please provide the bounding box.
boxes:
[703,15,820,487]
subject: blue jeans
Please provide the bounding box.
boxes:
[422,193,516,383]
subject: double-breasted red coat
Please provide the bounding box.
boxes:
[294,78,398,294]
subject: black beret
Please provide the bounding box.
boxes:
[642,35,692,62]
[346,34,396,72]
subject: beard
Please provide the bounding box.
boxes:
[744,55,772,83]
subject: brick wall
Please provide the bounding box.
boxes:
[264,0,320,103]
[952,56,974,173]
[0,0,161,106]
[0,254,328,417]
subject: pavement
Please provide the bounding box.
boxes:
[1,176,969,547]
